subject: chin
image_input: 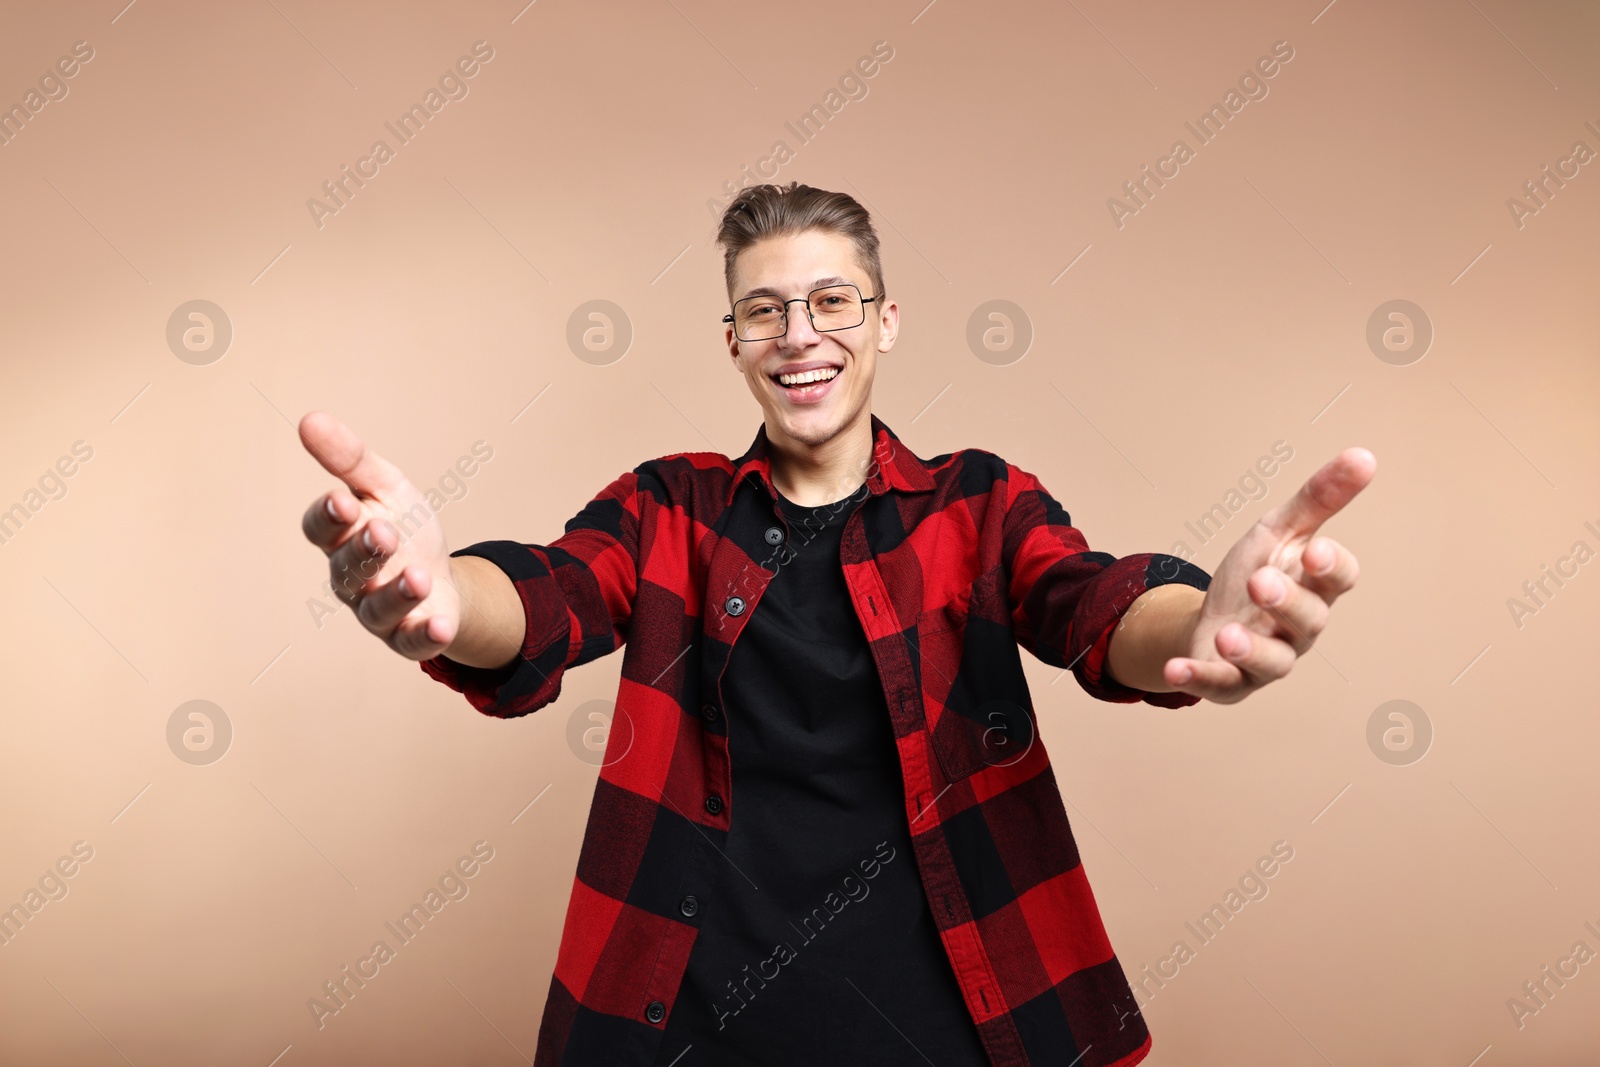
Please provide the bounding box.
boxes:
[778,403,856,448]
[784,421,839,448]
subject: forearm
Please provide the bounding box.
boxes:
[1105,583,1204,693]
[441,555,526,669]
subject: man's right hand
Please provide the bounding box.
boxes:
[298,411,464,661]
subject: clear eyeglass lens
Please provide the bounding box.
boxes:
[734,286,864,340]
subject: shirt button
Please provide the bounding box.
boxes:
[700,704,719,722]
[764,526,784,546]
[645,1000,666,1023]
[679,894,699,917]
[704,794,723,815]
[725,596,745,616]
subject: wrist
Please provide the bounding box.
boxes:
[1174,585,1205,656]
[1108,583,1205,692]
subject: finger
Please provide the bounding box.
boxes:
[1213,621,1298,683]
[1249,566,1328,653]
[302,488,359,553]
[389,611,457,661]
[1260,446,1376,541]
[1163,656,1247,704]
[327,518,394,607]
[298,411,409,500]
[357,562,431,637]
[1298,536,1360,606]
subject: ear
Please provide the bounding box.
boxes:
[876,298,900,352]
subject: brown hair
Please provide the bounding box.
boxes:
[714,181,885,304]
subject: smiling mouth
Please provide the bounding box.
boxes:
[772,366,841,391]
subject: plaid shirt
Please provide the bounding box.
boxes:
[420,413,1212,1067]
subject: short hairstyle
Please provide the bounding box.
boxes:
[714,182,885,305]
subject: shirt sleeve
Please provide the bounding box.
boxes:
[417,466,648,718]
[1001,461,1212,707]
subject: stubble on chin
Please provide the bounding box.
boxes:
[769,407,827,447]
[793,399,866,449]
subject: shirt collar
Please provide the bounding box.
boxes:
[725,412,937,508]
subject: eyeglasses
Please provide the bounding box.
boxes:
[722,283,882,342]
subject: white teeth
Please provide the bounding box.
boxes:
[777,367,840,386]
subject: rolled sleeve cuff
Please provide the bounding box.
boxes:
[418,540,573,719]
[1072,552,1211,707]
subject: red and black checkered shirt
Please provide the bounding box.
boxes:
[420,413,1211,1066]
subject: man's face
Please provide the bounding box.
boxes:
[724,229,897,451]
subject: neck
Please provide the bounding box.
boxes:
[766,410,874,507]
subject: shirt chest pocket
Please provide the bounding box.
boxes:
[915,602,1038,784]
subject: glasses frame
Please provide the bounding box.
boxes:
[721,282,883,342]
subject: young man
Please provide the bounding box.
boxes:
[299,182,1372,1066]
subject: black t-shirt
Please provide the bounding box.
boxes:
[653,487,990,1065]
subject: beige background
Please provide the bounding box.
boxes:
[1,0,1596,1064]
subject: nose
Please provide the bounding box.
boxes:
[780,298,821,347]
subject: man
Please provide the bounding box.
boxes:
[299,182,1372,1066]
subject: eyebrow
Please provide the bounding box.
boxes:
[736,276,856,301]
